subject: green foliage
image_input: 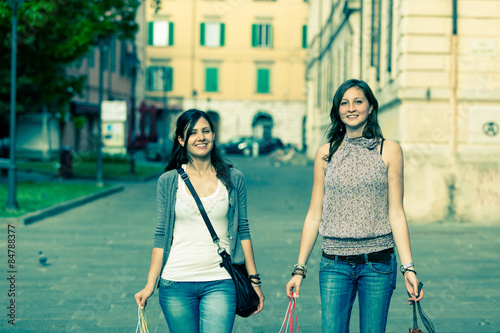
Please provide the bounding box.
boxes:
[0,181,111,217]
[73,116,86,130]
[0,0,140,117]
[75,152,130,163]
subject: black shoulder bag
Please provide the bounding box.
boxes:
[409,282,435,333]
[177,168,260,317]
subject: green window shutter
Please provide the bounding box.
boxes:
[200,22,205,46]
[302,25,307,48]
[220,23,225,47]
[148,22,154,45]
[164,67,173,91]
[257,68,270,93]
[251,24,258,47]
[267,24,273,47]
[169,22,174,46]
[206,68,218,92]
[146,66,153,91]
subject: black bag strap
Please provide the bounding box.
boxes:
[176,167,220,245]
[409,282,435,333]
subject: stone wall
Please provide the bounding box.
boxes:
[183,99,306,149]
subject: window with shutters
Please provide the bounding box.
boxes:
[148,21,174,46]
[251,24,273,48]
[200,22,225,47]
[205,67,219,92]
[256,68,270,93]
[146,66,173,92]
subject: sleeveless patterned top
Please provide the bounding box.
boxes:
[319,134,395,255]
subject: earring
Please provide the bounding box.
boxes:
[340,125,343,132]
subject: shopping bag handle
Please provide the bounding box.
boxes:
[280,292,301,333]
[136,305,149,333]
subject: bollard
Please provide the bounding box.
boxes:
[252,141,259,158]
[0,138,9,177]
[58,146,73,178]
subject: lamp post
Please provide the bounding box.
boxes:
[129,43,138,174]
[161,68,171,163]
[6,0,25,211]
[96,38,109,187]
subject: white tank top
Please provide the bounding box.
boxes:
[161,173,231,281]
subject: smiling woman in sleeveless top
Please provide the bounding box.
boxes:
[135,109,264,333]
[286,79,423,333]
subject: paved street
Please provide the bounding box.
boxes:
[1,155,500,332]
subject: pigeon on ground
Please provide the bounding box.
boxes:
[38,251,48,266]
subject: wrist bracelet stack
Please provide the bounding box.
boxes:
[291,263,307,279]
[399,262,417,276]
[249,274,261,287]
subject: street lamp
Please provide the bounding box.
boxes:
[5,0,26,211]
[96,37,109,187]
[161,68,171,163]
[129,42,139,174]
[95,8,124,186]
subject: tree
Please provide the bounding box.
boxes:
[0,0,140,134]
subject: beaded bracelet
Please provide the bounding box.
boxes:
[402,268,417,277]
[291,269,306,279]
[294,263,306,271]
[249,274,261,281]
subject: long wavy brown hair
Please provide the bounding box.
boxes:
[324,79,384,162]
[165,109,233,189]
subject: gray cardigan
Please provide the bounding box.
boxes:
[153,167,251,275]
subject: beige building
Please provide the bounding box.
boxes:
[15,36,136,160]
[306,0,500,223]
[144,0,309,148]
[65,37,135,154]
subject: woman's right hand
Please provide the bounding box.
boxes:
[286,275,304,298]
[135,286,155,309]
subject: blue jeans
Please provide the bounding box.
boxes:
[158,278,236,333]
[319,253,397,333]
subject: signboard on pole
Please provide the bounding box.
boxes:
[101,100,128,155]
[102,100,127,121]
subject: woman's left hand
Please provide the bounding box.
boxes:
[252,285,265,315]
[404,272,423,304]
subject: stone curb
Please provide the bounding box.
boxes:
[0,184,125,226]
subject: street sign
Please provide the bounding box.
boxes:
[102,100,127,122]
[101,100,127,155]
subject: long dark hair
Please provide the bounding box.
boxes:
[324,79,384,162]
[165,109,233,189]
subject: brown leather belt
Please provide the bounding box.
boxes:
[322,248,394,264]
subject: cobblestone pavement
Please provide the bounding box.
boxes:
[1,155,499,332]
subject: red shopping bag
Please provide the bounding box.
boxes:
[279,292,301,333]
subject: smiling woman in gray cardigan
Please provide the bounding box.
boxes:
[135,109,264,333]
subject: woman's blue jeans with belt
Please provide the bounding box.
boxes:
[159,278,236,333]
[319,252,397,333]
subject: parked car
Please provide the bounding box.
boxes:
[219,137,284,156]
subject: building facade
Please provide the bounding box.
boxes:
[66,37,135,153]
[15,36,137,160]
[144,0,309,148]
[306,0,500,223]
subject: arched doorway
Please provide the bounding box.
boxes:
[252,112,273,140]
